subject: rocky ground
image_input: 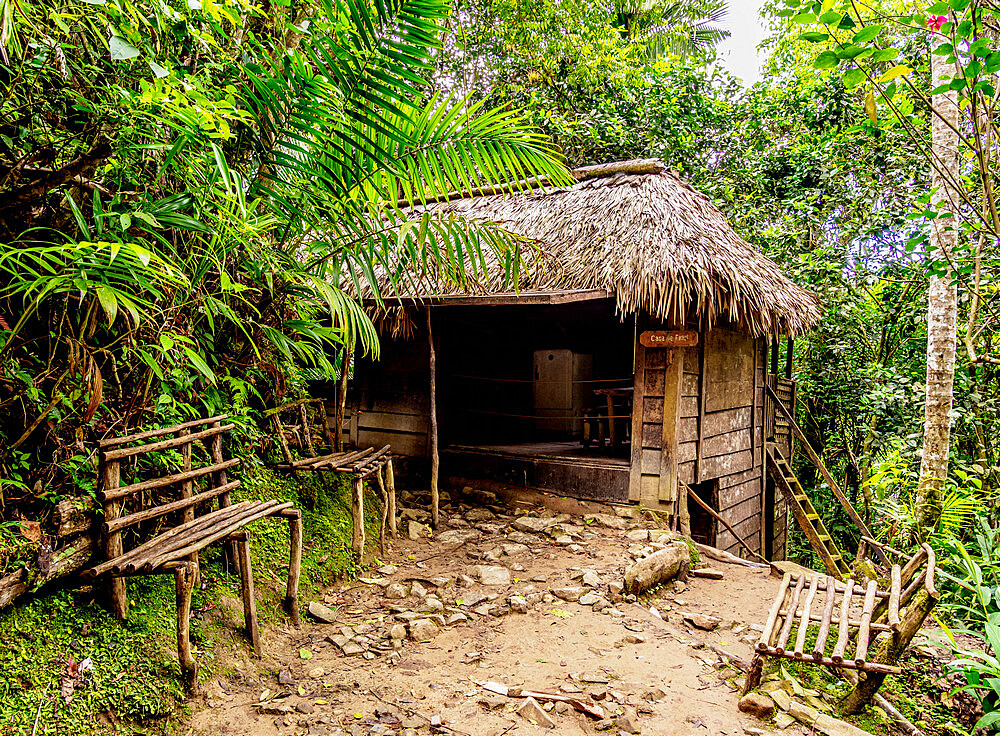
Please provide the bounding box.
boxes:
[188,491,809,736]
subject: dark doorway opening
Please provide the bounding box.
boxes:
[687,479,718,547]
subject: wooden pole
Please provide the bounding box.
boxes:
[375,465,389,555]
[386,458,397,538]
[235,533,261,656]
[351,475,365,560]
[784,337,794,379]
[209,420,237,571]
[101,457,128,620]
[284,509,302,626]
[427,308,440,529]
[175,562,198,691]
[335,344,352,452]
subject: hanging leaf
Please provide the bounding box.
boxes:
[877,64,912,84]
[865,91,877,123]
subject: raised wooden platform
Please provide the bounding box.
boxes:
[442,442,630,503]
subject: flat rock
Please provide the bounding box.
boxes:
[585,513,629,530]
[471,565,511,586]
[465,508,495,522]
[437,528,480,545]
[478,693,507,709]
[616,706,641,734]
[507,531,538,545]
[512,516,553,533]
[517,696,555,728]
[738,693,775,719]
[579,592,602,606]
[384,583,408,599]
[308,601,337,623]
[626,529,649,542]
[408,520,431,540]
[508,595,528,613]
[377,564,398,575]
[408,619,440,641]
[388,624,407,640]
[623,542,690,595]
[552,586,587,602]
[409,581,428,598]
[582,570,603,587]
[684,613,722,631]
[501,542,530,556]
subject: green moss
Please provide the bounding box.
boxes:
[0,467,380,734]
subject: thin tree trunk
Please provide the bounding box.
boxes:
[915,53,960,538]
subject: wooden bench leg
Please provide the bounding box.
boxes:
[743,652,765,695]
[351,475,365,560]
[175,562,198,691]
[386,459,397,539]
[285,511,302,627]
[236,534,262,657]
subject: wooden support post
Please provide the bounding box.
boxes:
[102,457,128,620]
[785,337,794,379]
[386,458,397,538]
[209,420,238,572]
[285,509,302,626]
[375,466,389,555]
[351,475,365,560]
[335,345,352,452]
[175,561,198,691]
[179,428,200,587]
[839,588,939,714]
[770,335,779,375]
[659,348,684,533]
[427,308,440,529]
[236,533,261,656]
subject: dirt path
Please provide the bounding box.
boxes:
[189,498,808,736]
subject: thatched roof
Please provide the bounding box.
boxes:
[368,158,820,337]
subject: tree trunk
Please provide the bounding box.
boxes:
[915,52,960,538]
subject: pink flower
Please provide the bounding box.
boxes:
[926,14,946,31]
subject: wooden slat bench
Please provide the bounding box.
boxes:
[267,399,396,558]
[87,415,302,690]
[744,544,938,700]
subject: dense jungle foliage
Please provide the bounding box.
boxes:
[3,0,1000,731]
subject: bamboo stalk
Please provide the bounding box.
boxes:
[812,575,838,660]
[102,424,235,461]
[104,480,241,534]
[208,419,236,570]
[776,574,806,654]
[779,609,891,633]
[855,579,879,666]
[759,573,791,649]
[831,579,855,664]
[101,459,241,502]
[794,577,819,658]
[790,574,889,599]
[101,458,128,619]
[98,415,228,447]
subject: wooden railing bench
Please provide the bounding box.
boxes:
[744,544,938,705]
[267,399,396,558]
[88,415,302,690]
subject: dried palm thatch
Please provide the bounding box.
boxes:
[363,158,820,337]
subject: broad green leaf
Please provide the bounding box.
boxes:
[95,285,118,324]
[800,32,829,42]
[852,25,883,43]
[842,68,865,88]
[814,50,840,69]
[865,91,877,123]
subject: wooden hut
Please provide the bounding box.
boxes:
[336,159,820,560]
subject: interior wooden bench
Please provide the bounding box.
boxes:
[266,399,396,558]
[86,415,302,690]
[744,543,938,698]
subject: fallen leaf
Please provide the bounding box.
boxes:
[299,648,313,660]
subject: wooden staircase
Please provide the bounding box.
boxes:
[766,443,851,580]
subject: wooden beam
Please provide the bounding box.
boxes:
[628,339,647,503]
[785,337,795,378]
[366,289,612,308]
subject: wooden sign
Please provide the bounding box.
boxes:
[640,330,698,348]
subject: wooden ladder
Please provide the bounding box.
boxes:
[766,444,851,580]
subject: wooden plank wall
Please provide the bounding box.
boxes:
[337,337,431,458]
